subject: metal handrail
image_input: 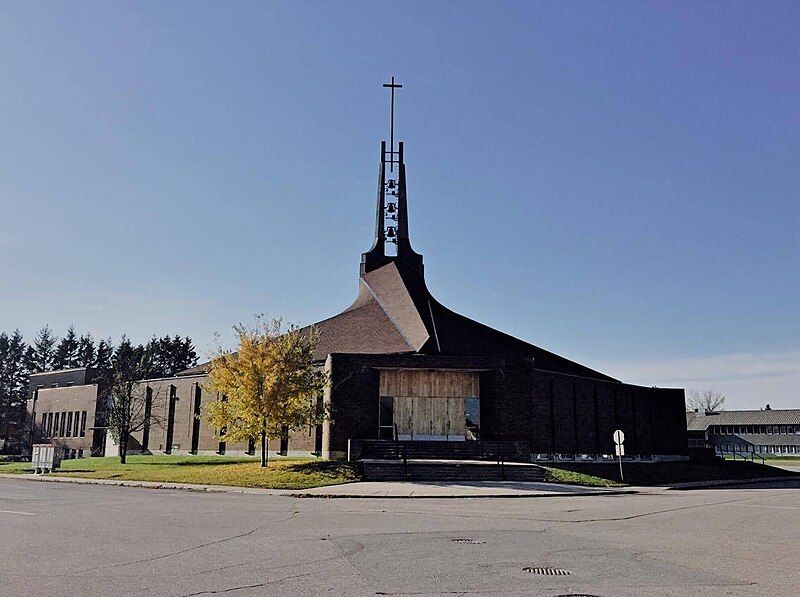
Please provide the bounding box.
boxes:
[722,449,766,465]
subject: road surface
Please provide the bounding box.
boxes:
[1,478,799,596]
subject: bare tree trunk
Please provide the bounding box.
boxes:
[260,426,268,467]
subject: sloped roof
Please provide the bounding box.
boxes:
[181,259,616,381]
[687,409,800,431]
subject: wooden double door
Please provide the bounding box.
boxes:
[379,369,479,441]
[393,395,466,440]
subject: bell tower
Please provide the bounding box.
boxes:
[361,77,424,277]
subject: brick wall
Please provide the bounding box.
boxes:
[530,370,687,457]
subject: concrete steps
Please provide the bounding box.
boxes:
[360,440,524,461]
[361,459,547,482]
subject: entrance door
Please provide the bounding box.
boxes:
[380,370,479,441]
[393,396,467,440]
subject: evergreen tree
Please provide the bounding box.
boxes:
[8,330,28,417]
[77,334,96,368]
[0,333,11,445]
[176,335,198,374]
[142,335,198,378]
[28,326,57,373]
[0,330,28,448]
[94,338,114,382]
[52,325,80,370]
[112,337,148,377]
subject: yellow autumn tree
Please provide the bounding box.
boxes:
[204,317,328,467]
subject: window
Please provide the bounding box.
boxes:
[66,412,73,437]
[53,412,60,437]
[46,412,53,437]
[780,426,787,434]
[59,412,66,437]
[279,425,289,456]
[378,396,394,440]
[788,426,795,434]
[40,413,47,438]
[79,411,87,437]
[466,397,481,440]
[73,411,79,437]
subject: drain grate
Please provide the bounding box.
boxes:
[523,566,571,576]
[451,538,486,544]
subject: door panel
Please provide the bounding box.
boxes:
[379,370,479,441]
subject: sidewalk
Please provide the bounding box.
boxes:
[0,472,632,498]
[288,480,634,498]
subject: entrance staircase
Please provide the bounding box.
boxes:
[358,440,545,482]
[359,440,524,461]
[361,459,547,482]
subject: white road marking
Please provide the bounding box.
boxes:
[0,509,35,516]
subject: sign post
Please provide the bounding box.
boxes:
[613,429,625,482]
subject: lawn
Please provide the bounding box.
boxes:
[0,454,361,490]
[544,459,800,486]
[541,466,623,487]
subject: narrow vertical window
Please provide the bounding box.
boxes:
[40,413,47,439]
[66,412,73,437]
[142,387,153,452]
[73,411,80,437]
[165,385,177,454]
[190,384,202,455]
[379,396,394,440]
[279,426,289,456]
[217,395,227,455]
[80,411,87,437]
[465,397,481,440]
[46,412,53,437]
[53,412,60,437]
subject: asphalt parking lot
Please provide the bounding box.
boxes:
[1,478,799,596]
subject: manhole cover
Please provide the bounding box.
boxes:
[523,566,571,576]
[451,538,486,544]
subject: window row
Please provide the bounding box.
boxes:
[718,444,798,454]
[40,410,87,439]
[710,424,797,435]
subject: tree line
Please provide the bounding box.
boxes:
[0,325,198,450]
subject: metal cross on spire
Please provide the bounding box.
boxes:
[383,76,402,172]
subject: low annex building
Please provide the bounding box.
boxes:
[687,409,800,456]
[26,137,688,462]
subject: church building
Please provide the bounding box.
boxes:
[27,109,688,462]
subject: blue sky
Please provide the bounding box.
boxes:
[1,3,798,408]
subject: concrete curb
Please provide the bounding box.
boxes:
[0,472,636,499]
[665,476,799,490]
[283,489,639,499]
[0,473,287,495]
